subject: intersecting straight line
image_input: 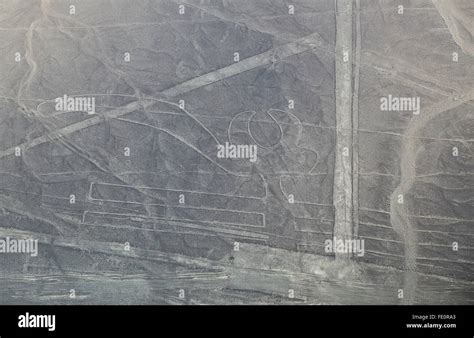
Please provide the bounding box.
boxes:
[0,31,327,160]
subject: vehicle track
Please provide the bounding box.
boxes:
[390,89,474,304]
[389,0,474,304]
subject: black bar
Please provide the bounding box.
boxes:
[0,305,472,337]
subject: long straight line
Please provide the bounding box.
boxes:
[0,32,325,159]
[333,0,354,259]
[352,0,361,239]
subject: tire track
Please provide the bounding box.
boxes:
[390,90,474,304]
[432,0,474,57]
[390,0,474,304]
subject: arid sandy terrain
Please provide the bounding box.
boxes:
[0,0,472,305]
